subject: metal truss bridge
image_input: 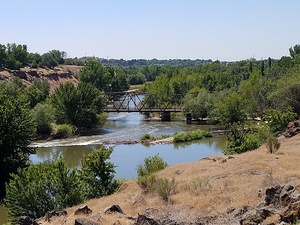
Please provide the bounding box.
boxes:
[103,90,184,120]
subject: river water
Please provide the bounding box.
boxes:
[0,112,226,224]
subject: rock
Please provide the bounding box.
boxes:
[281,201,300,223]
[104,204,125,215]
[74,205,92,215]
[18,216,38,225]
[74,218,100,225]
[44,210,68,221]
[136,214,160,225]
[240,208,273,225]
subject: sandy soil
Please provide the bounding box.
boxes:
[37,134,300,225]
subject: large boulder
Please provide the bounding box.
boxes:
[74,218,100,225]
[74,205,92,215]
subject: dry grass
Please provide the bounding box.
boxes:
[38,134,300,225]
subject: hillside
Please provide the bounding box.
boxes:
[36,134,300,225]
[0,65,81,92]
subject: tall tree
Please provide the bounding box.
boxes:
[51,82,105,127]
[0,88,36,197]
[79,61,110,92]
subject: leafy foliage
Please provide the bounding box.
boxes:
[32,103,55,135]
[173,130,213,143]
[140,133,155,141]
[137,154,168,178]
[5,160,83,220]
[0,89,36,197]
[263,107,296,134]
[182,89,213,120]
[79,61,129,92]
[223,124,262,155]
[215,92,247,127]
[80,146,120,199]
[51,82,105,127]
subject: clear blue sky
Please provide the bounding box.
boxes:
[1,0,299,61]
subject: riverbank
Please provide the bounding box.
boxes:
[35,133,300,225]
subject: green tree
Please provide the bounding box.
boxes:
[51,82,105,127]
[79,61,110,92]
[0,44,6,67]
[182,89,213,120]
[241,70,269,119]
[289,44,300,59]
[215,92,246,127]
[0,90,36,197]
[5,160,83,221]
[5,43,28,69]
[80,146,119,199]
[32,103,55,135]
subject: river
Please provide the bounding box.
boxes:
[0,112,226,224]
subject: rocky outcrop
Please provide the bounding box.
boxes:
[74,205,92,215]
[18,216,38,225]
[44,210,68,222]
[280,120,300,139]
[74,218,100,225]
[0,66,79,92]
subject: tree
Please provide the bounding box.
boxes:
[80,146,119,199]
[0,90,36,197]
[5,160,83,221]
[182,89,213,120]
[215,92,247,127]
[79,61,110,92]
[289,44,300,59]
[32,103,55,135]
[0,44,6,67]
[51,82,105,127]
[241,70,269,119]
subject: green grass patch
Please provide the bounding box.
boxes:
[173,129,213,143]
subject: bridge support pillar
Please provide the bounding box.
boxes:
[186,113,192,124]
[161,111,171,121]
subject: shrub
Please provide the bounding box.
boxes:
[266,136,281,154]
[173,129,213,143]
[190,177,211,195]
[155,178,176,202]
[140,133,155,141]
[137,154,168,178]
[137,173,158,192]
[5,160,83,221]
[223,124,262,155]
[263,107,296,135]
[54,124,73,138]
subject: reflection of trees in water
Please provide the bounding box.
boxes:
[36,145,101,168]
[173,136,226,152]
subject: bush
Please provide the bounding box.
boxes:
[137,154,168,178]
[223,124,262,155]
[54,124,73,138]
[173,130,213,143]
[155,178,176,202]
[137,173,158,192]
[263,107,296,135]
[266,136,281,153]
[140,133,155,141]
[5,160,83,221]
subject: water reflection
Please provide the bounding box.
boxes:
[31,136,226,179]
